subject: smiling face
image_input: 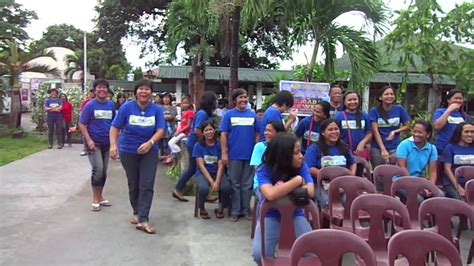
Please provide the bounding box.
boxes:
[412,123,429,145]
[447,92,464,106]
[235,93,249,110]
[460,124,474,145]
[95,84,109,101]
[181,98,190,110]
[60,94,67,101]
[50,90,58,98]
[379,88,396,105]
[136,85,152,103]
[203,124,216,140]
[323,122,340,145]
[344,92,359,112]
[264,123,278,143]
[313,104,326,122]
[292,141,304,168]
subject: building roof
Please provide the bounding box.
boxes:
[155,66,294,83]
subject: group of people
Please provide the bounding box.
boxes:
[43,88,74,148]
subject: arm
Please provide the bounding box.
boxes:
[433,105,460,130]
[309,167,320,180]
[349,163,357,175]
[391,121,410,136]
[356,132,373,153]
[220,132,229,167]
[284,109,298,131]
[428,162,437,184]
[109,126,120,160]
[212,161,225,192]
[444,163,464,195]
[79,123,95,151]
[137,128,165,155]
[260,175,304,201]
[372,122,390,162]
[175,117,191,135]
[196,158,215,185]
[397,158,409,174]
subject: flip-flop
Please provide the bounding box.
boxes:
[136,223,156,234]
[99,200,112,207]
[244,214,253,221]
[200,210,210,220]
[91,203,101,211]
[214,208,224,219]
[229,215,239,222]
[130,215,139,225]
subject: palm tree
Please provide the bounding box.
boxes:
[0,38,60,127]
[64,51,84,82]
[249,0,388,89]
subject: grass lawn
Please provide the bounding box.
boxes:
[0,134,47,166]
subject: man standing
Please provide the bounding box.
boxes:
[329,84,343,117]
[79,79,116,211]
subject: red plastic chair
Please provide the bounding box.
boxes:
[391,176,443,229]
[259,197,320,266]
[354,155,373,181]
[455,166,474,182]
[465,179,474,264]
[328,175,375,232]
[351,194,411,265]
[289,229,377,266]
[388,229,462,266]
[373,165,409,195]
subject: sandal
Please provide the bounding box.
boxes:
[136,223,156,234]
[229,215,239,222]
[214,208,224,219]
[200,209,211,220]
[99,200,112,207]
[130,215,139,225]
[91,203,101,211]
[172,191,189,202]
[244,214,253,221]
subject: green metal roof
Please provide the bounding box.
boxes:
[370,72,456,85]
[157,66,294,83]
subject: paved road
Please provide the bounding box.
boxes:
[0,145,253,265]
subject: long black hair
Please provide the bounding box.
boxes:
[342,91,363,129]
[262,133,301,183]
[451,122,474,145]
[316,118,350,156]
[376,86,396,125]
[442,89,469,120]
[198,120,217,146]
[316,101,331,119]
[199,91,217,117]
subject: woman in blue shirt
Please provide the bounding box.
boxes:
[295,101,330,154]
[172,91,217,202]
[193,121,231,219]
[110,80,166,234]
[44,88,63,149]
[370,86,411,167]
[251,133,315,263]
[442,122,474,199]
[305,118,356,208]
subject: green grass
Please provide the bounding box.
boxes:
[0,134,47,166]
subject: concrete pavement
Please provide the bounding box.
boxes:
[0,145,254,265]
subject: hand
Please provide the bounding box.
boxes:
[289,109,298,121]
[386,131,396,141]
[221,153,229,167]
[87,140,96,151]
[355,143,366,154]
[381,149,390,164]
[109,145,118,160]
[137,141,153,154]
[458,187,465,197]
[423,189,432,197]
[211,181,219,192]
[447,103,462,113]
[294,175,304,186]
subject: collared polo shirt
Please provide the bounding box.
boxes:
[395,137,438,177]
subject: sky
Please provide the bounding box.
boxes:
[16,0,471,70]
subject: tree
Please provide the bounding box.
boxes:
[0,0,37,47]
[250,0,387,90]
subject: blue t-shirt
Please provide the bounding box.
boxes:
[221,108,259,160]
[395,137,437,179]
[335,111,372,151]
[369,105,411,150]
[329,104,343,118]
[44,98,63,119]
[257,163,313,219]
[192,142,221,176]
[441,143,474,187]
[304,143,355,173]
[295,116,321,153]
[250,141,267,191]
[186,110,211,150]
[111,100,165,154]
[433,108,469,152]
[259,106,283,141]
[79,99,116,146]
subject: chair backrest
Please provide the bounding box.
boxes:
[373,165,409,195]
[259,197,320,259]
[290,229,377,266]
[466,179,474,204]
[317,166,353,186]
[388,229,462,266]
[391,176,443,222]
[455,166,474,181]
[419,197,474,248]
[354,155,372,181]
[328,175,376,222]
[351,194,411,251]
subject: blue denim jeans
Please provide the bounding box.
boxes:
[87,144,110,187]
[228,160,254,216]
[196,173,231,209]
[120,151,159,223]
[175,144,196,192]
[252,216,312,264]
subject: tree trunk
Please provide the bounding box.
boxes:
[428,72,441,113]
[305,38,320,82]
[193,63,206,109]
[229,5,241,98]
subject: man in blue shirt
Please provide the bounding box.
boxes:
[259,90,297,141]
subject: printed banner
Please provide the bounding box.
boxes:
[279,80,330,116]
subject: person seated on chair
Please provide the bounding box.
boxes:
[252,133,315,264]
[442,122,474,199]
[395,120,440,201]
[193,121,231,219]
[304,118,356,208]
[295,101,330,154]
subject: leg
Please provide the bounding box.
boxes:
[196,174,211,210]
[168,133,184,154]
[174,144,196,192]
[137,151,159,223]
[294,216,312,238]
[120,152,140,216]
[443,182,461,200]
[370,146,383,168]
[252,217,281,264]
[228,160,244,216]
[54,117,63,147]
[241,161,254,216]
[98,145,110,200]
[315,184,329,209]
[47,117,54,147]
[219,173,232,209]
[87,146,105,206]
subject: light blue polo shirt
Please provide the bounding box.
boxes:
[395,137,438,178]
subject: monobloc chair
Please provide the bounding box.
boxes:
[373,165,408,195]
[351,194,411,265]
[354,156,373,181]
[289,229,377,266]
[465,179,474,264]
[455,165,474,182]
[327,176,375,232]
[391,176,443,229]
[259,196,320,266]
[387,229,462,266]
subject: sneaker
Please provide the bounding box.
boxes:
[91,203,101,211]
[80,151,87,156]
[48,145,53,149]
